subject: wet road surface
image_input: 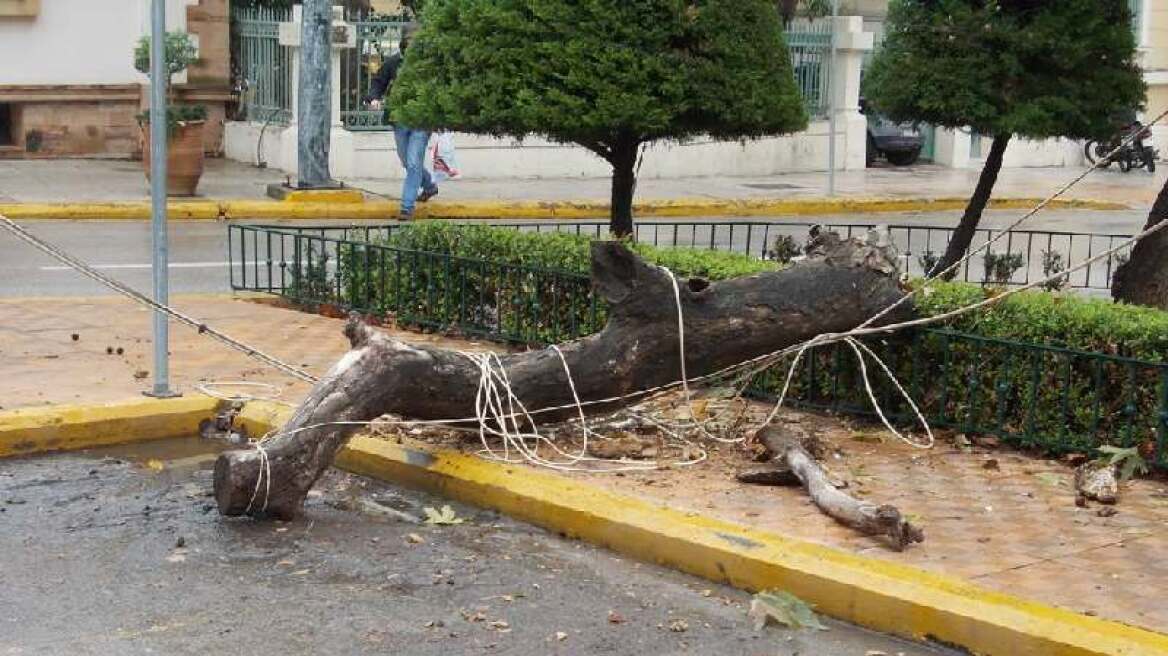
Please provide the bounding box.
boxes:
[0,437,958,655]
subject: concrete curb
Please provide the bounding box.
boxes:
[0,196,1127,221]
[236,401,1168,656]
[5,398,1166,655]
[0,396,220,458]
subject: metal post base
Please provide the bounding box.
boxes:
[143,387,183,399]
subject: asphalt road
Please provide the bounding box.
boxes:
[0,438,958,655]
[0,210,1148,297]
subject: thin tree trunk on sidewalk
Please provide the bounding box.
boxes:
[1112,176,1168,309]
[297,0,332,188]
[608,138,639,238]
[929,134,1012,278]
[214,234,911,520]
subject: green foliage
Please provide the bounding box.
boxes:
[135,105,209,137]
[914,281,1168,361]
[134,31,199,83]
[1096,445,1150,482]
[380,221,778,280]
[389,0,808,232]
[864,0,1145,140]
[392,0,807,143]
[308,222,775,344]
[981,252,1024,285]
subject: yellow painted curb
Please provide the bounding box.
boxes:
[0,396,221,458]
[0,195,1127,222]
[281,189,366,204]
[327,433,1168,656]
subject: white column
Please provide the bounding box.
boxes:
[830,16,873,170]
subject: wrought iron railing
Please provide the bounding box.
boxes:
[231,220,1133,291]
[227,222,1167,466]
[232,5,295,125]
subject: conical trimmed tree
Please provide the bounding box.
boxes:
[389,0,809,235]
[865,0,1145,277]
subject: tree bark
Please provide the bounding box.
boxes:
[1111,176,1168,308]
[757,425,924,550]
[608,138,639,238]
[297,0,333,188]
[929,134,1012,278]
[215,235,910,520]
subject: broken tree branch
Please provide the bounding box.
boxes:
[215,234,910,520]
[755,425,924,550]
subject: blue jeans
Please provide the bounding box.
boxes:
[394,125,435,215]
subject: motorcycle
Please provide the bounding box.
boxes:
[1084,123,1158,173]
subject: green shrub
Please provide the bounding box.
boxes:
[326,222,777,344]
[914,281,1168,362]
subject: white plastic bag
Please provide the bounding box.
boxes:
[431,132,461,182]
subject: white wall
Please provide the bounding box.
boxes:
[0,0,195,86]
[225,118,869,181]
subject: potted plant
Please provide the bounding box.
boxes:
[134,31,207,196]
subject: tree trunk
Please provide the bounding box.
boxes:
[297,0,333,188]
[214,234,910,520]
[609,139,639,238]
[929,134,1012,278]
[1112,176,1168,308]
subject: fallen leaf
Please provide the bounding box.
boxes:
[554,631,568,641]
[488,620,510,631]
[668,619,689,633]
[424,505,465,526]
[748,590,827,631]
[407,533,425,544]
[607,610,625,624]
[145,459,165,472]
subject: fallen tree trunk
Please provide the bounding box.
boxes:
[215,233,910,519]
[754,425,924,551]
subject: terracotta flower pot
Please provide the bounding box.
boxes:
[142,120,205,196]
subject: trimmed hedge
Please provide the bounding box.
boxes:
[379,221,779,281]
[915,281,1168,363]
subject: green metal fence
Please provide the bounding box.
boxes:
[227,224,1168,467]
[230,9,835,129]
[232,6,295,125]
[785,20,834,119]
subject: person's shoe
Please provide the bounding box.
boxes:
[417,186,439,203]
[398,210,414,222]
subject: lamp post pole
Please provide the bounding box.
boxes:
[146,0,177,398]
[827,0,840,196]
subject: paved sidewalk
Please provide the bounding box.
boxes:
[3,294,1167,637]
[0,157,1163,207]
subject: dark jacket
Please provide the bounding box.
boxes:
[364,52,403,105]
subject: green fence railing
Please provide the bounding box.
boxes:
[227,224,1168,468]
[232,5,295,125]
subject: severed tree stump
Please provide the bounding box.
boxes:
[215,233,910,520]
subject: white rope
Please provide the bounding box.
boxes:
[196,381,291,405]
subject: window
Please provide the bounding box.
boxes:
[0,104,13,146]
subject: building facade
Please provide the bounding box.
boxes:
[0,0,232,158]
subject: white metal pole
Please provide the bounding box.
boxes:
[147,0,177,398]
[827,0,840,196]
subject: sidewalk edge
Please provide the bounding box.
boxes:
[0,196,1126,221]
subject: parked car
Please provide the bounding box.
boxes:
[860,98,923,166]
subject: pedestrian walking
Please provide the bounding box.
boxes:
[364,24,437,220]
